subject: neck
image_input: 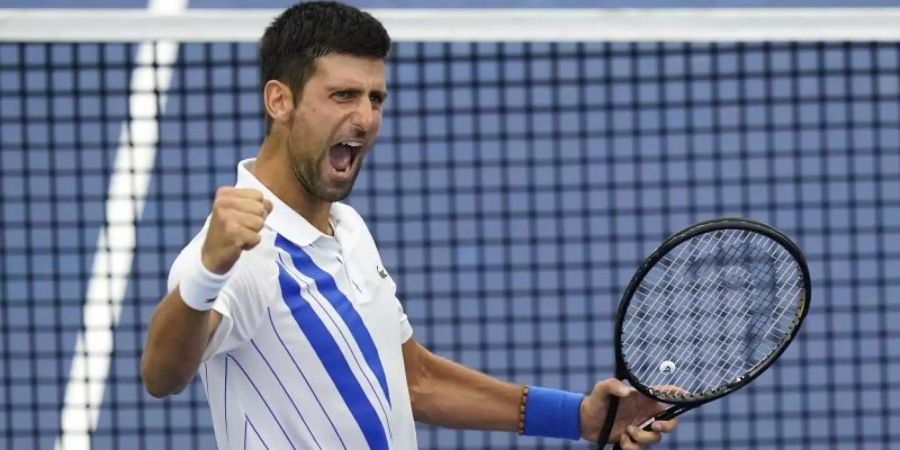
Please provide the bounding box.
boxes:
[253,134,333,236]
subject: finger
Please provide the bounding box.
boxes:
[618,432,642,450]
[238,198,270,218]
[595,378,636,399]
[221,215,261,243]
[627,425,661,445]
[214,186,259,203]
[240,231,263,250]
[221,198,269,218]
[651,418,677,433]
[218,214,263,245]
[233,225,263,250]
[651,384,688,396]
[262,198,274,216]
[232,188,265,201]
[234,212,266,233]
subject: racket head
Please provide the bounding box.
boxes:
[613,217,810,405]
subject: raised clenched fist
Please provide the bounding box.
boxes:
[201,187,273,274]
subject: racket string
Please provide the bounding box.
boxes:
[633,242,799,392]
[628,230,754,339]
[621,229,805,398]
[625,231,769,381]
[635,237,800,391]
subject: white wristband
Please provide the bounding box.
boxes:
[179,251,234,311]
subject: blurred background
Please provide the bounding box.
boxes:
[1,1,898,449]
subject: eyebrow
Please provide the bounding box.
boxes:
[327,80,386,91]
[328,85,388,100]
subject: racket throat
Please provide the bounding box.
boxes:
[640,404,694,431]
[638,416,656,430]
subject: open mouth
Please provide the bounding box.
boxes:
[328,140,363,174]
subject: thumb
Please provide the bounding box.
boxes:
[263,199,274,216]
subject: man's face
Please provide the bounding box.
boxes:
[286,53,386,202]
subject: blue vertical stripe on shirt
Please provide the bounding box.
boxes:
[276,261,389,450]
[275,235,392,407]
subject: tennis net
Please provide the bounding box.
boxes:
[1,8,898,450]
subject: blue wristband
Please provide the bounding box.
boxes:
[522,386,584,440]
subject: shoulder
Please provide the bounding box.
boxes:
[332,201,379,248]
[331,201,367,229]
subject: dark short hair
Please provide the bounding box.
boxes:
[259,1,391,133]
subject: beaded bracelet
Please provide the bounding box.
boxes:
[517,385,529,434]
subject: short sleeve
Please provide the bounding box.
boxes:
[385,277,413,343]
[397,297,413,343]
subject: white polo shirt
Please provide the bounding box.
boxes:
[167,159,417,450]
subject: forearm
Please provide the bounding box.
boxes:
[406,341,521,431]
[141,288,213,398]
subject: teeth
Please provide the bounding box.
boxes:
[341,141,362,148]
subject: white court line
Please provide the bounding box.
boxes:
[53,0,185,448]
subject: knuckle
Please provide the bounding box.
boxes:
[214,196,233,212]
[237,188,263,200]
[216,186,233,198]
[224,220,240,236]
[252,205,264,215]
[253,216,266,230]
[244,233,262,249]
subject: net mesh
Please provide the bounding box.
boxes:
[621,227,806,401]
[1,40,899,449]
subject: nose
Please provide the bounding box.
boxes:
[350,98,376,132]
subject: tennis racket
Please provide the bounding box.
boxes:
[597,217,810,449]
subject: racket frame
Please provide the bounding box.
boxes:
[599,217,811,447]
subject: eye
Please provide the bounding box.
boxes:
[370,93,386,108]
[332,90,356,102]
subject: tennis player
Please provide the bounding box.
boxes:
[141,2,677,449]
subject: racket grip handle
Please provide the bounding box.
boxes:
[596,396,620,450]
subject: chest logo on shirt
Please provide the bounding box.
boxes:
[377,265,388,279]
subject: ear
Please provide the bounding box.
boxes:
[263,80,295,128]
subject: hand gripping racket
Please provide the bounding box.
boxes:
[597,218,810,449]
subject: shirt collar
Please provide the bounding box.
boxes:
[235,158,357,248]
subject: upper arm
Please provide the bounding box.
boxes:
[402,338,430,391]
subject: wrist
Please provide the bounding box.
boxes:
[200,242,237,275]
[179,248,235,311]
[520,386,584,441]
